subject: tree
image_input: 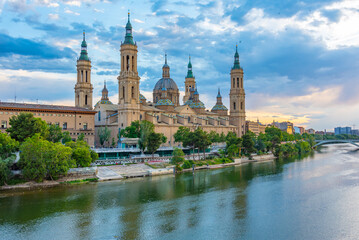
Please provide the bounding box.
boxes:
[139,121,155,153]
[0,132,19,159]
[19,134,50,182]
[0,156,15,186]
[45,143,75,180]
[174,126,191,144]
[146,132,165,159]
[77,133,85,141]
[120,120,141,138]
[171,147,185,165]
[225,131,242,157]
[111,137,116,148]
[62,131,72,144]
[209,131,220,143]
[47,124,63,143]
[98,126,111,147]
[193,128,211,160]
[66,140,98,167]
[7,113,49,142]
[242,131,256,155]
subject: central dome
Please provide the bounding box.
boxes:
[154,78,178,91]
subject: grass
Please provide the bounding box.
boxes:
[6,177,27,186]
[61,178,98,184]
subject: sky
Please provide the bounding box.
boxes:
[1,0,359,131]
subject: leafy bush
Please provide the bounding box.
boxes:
[182,160,194,169]
[171,148,185,165]
[20,135,75,181]
[0,156,15,186]
[0,132,19,159]
[66,140,98,167]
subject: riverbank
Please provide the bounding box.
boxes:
[0,154,275,192]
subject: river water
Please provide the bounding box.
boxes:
[1,144,359,240]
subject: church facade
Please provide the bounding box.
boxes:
[94,13,246,147]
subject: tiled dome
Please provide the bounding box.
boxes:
[95,100,113,107]
[184,99,205,109]
[155,99,174,106]
[212,104,228,111]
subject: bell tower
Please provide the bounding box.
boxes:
[229,45,245,137]
[183,55,196,103]
[75,31,93,109]
[118,12,141,129]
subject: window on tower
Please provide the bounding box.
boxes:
[237,78,239,88]
[241,102,243,110]
[85,95,88,105]
[85,71,88,82]
[234,102,236,110]
[122,86,125,100]
[126,55,129,71]
[131,86,134,98]
[132,56,134,71]
[233,78,235,88]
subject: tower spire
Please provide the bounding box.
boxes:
[79,30,89,61]
[232,43,240,69]
[186,54,194,78]
[124,10,134,45]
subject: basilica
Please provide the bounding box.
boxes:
[75,13,246,147]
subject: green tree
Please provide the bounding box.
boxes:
[225,132,242,157]
[242,131,256,155]
[120,120,141,138]
[0,156,15,186]
[139,121,155,153]
[7,113,49,142]
[174,126,191,144]
[171,147,185,165]
[194,128,212,160]
[112,137,116,148]
[19,135,49,182]
[62,131,72,144]
[66,140,98,167]
[227,144,240,159]
[45,143,75,180]
[146,132,165,158]
[0,132,19,159]
[47,124,63,143]
[98,126,111,147]
[77,133,85,141]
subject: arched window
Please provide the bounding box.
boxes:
[85,71,88,82]
[85,95,88,105]
[237,78,239,88]
[81,70,83,82]
[122,56,124,70]
[240,101,243,110]
[98,111,101,121]
[140,114,142,120]
[233,102,236,110]
[233,78,235,88]
[132,56,134,71]
[122,86,125,100]
[126,55,129,70]
[241,78,243,88]
[131,86,134,98]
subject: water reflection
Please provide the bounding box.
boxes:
[2,145,359,240]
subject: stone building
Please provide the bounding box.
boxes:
[245,120,267,136]
[0,32,96,146]
[93,13,246,147]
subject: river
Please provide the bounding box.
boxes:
[1,144,359,240]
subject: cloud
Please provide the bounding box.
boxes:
[48,13,59,20]
[65,9,80,15]
[0,33,76,59]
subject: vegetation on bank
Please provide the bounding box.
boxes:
[170,126,316,170]
[120,120,167,157]
[0,113,98,186]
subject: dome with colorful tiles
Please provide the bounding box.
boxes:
[211,104,228,111]
[155,98,174,106]
[95,99,113,107]
[184,99,205,109]
[139,94,146,103]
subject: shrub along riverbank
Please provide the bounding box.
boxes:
[0,113,98,186]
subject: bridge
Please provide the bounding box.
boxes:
[313,139,359,148]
